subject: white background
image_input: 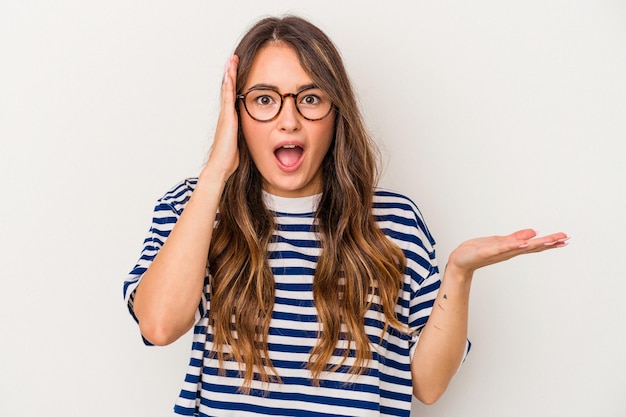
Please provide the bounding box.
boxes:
[1,1,625,416]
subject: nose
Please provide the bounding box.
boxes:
[276,94,301,132]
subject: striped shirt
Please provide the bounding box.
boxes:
[124,178,468,416]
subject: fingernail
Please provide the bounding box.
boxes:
[557,237,571,243]
[518,243,529,248]
[544,241,557,246]
[557,242,569,248]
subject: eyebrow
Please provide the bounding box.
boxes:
[246,83,319,93]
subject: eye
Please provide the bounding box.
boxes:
[246,89,280,108]
[255,95,275,106]
[299,94,321,106]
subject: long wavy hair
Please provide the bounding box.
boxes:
[208,15,407,392]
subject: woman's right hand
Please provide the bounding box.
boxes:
[202,55,240,184]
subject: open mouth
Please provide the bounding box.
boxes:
[274,144,304,169]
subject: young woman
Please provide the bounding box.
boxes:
[123,15,568,417]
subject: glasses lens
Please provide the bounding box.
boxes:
[245,89,281,121]
[243,88,333,121]
[296,88,332,120]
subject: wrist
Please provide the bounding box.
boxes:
[193,170,228,204]
[443,262,474,288]
[199,163,231,184]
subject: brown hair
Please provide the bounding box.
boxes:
[208,15,407,392]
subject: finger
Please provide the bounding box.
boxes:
[520,234,570,253]
[534,232,569,246]
[218,55,240,134]
[514,230,568,247]
[221,55,238,106]
[541,235,570,248]
[511,229,538,241]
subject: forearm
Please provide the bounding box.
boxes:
[132,55,241,345]
[133,172,225,345]
[409,229,569,403]
[411,264,472,404]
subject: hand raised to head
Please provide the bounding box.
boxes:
[202,55,240,184]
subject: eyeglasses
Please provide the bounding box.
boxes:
[237,86,333,122]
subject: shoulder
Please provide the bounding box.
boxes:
[373,188,423,215]
[373,188,436,248]
[156,177,198,215]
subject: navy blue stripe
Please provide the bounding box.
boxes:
[173,404,195,416]
[379,387,411,403]
[275,296,315,308]
[272,267,316,277]
[275,223,318,232]
[415,280,440,298]
[150,228,171,238]
[379,404,408,417]
[154,202,175,212]
[272,234,320,248]
[269,250,319,263]
[199,397,359,417]
[272,310,318,322]
[268,326,318,339]
[375,213,418,229]
[274,282,314,291]
[153,215,177,225]
[273,211,315,218]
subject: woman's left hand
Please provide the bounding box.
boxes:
[447,229,569,278]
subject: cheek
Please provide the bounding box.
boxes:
[317,118,336,155]
[240,116,254,143]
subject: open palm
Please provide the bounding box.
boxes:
[448,229,569,274]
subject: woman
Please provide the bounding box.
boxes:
[124,15,568,417]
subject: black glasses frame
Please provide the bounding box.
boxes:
[236,87,334,122]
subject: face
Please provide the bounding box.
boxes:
[240,44,335,198]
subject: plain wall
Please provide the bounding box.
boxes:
[1,1,625,416]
